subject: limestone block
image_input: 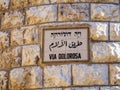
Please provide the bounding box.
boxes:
[22,45,40,66]
[1,10,24,29]
[22,25,39,44]
[29,0,49,6]
[64,87,99,90]
[0,46,22,69]
[92,42,120,62]
[58,4,89,21]
[0,0,10,11]
[110,64,120,85]
[26,5,57,25]
[10,66,42,89]
[81,0,119,3]
[50,0,79,3]
[44,65,71,87]
[10,0,28,9]
[0,71,8,90]
[110,23,120,41]
[42,88,62,90]
[72,64,108,85]
[100,86,120,90]
[91,4,119,21]
[0,31,9,50]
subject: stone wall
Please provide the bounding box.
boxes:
[0,0,120,90]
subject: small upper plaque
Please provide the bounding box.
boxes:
[42,27,89,62]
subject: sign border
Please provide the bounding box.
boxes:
[41,26,90,63]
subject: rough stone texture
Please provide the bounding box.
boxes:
[0,46,22,69]
[0,71,8,90]
[0,0,10,11]
[26,5,57,25]
[42,88,62,90]
[110,23,120,41]
[22,45,40,66]
[0,31,9,50]
[1,10,24,29]
[64,87,99,90]
[72,64,108,85]
[51,0,79,3]
[29,0,49,6]
[58,4,89,21]
[81,0,119,3]
[91,4,119,21]
[10,0,28,9]
[10,66,42,89]
[44,65,71,87]
[110,64,120,85]
[100,86,120,90]
[92,42,120,62]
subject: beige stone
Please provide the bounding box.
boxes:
[110,23,120,41]
[10,0,28,9]
[51,0,79,3]
[26,5,57,25]
[42,88,62,90]
[0,31,9,50]
[1,10,24,29]
[29,0,49,6]
[72,64,108,85]
[100,86,120,90]
[0,71,8,90]
[91,4,119,21]
[64,87,99,90]
[10,66,42,89]
[92,42,120,62]
[81,0,119,3]
[58,4,89,21]
[22,45,40,66]
[44,65,71,87]
[0,46,22,69]
[110,64,120,85]
[0,0,10,11]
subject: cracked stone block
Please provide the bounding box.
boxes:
[0,71,8,90]
[1,10,24,29]
[81,0,119,3]
[28,0,49,6]
[0,0,10,11]
[100,86,120,90]
[10,66,42,89]
[10,0,28,9]
[44,65,71,87]
[58,4,89,21]
[110,64,120,85]
[110,23,120,41]
[91,4,119,21]
[0,46,22,69]
[72,64,108,85]
[50,0,79,3]
[92,42,120,62]
[26,5,57,25]
[0,31,9,50]
[22,45,40,66]
[22,25,39,44]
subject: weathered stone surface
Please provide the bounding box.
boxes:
[10,66,42,89]
[22,45,40,66]
[51,0,79,3]
[10,0,28,9]
[110,23,120,41]
[22,25,39,44]
[81,0,119,3]
[0,31,9,50]
[72,64,108,85]
[100,86,120,90]
[0,0,10,11]
[92,42,120,62]
[58,4,89,21]
[42,88,62,90]
[0,46,22,69]
[26,5,57,25]
[110,64,120,85]
[0,71,8,90]
[91,4,119,21]
[44,65,71,87]
[29,0,49,6]
[64,87,99,90]
[1,10,24,29]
